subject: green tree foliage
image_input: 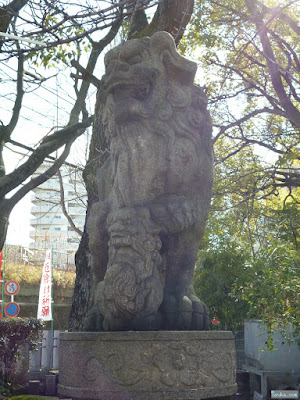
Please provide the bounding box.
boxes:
[183,0,300,194]
[195,242,250,331]
[179,0,300,343]
[235,249,300,348]
[235,189,300,342]
[195,141,300,341]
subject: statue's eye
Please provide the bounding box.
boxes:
[127,55,142,65]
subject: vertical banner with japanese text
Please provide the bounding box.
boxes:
[37,249,52,321]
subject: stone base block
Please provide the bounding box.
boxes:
[58,331,237,400]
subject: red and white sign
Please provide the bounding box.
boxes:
[0,247,3,272]
[5,280,20,296]
[37,249,52,321]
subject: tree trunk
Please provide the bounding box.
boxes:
[69,92,109,330]
[0,203,9,251]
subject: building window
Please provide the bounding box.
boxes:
[67,237,79,243]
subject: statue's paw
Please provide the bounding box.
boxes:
[168,197,197,231]
[82,304,104,331]
[190,296,209,330]
[149,196,198,233]
[160,294,209,331]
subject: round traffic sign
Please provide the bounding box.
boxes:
[4,280,20,296]
[4,302,20,317]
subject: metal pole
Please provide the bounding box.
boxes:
[1,244,6,318]
[51,247,54,332]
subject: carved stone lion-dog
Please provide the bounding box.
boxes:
[85,31,213,331]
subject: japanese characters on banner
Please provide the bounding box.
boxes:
[37,249,52,321]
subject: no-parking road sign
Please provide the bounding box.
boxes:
[4,302,19,317]
[4,280,20,296]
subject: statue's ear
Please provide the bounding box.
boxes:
[150,31,197,85]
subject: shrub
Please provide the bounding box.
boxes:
[0,318,43,389]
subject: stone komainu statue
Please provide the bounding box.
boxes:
[85,31,213,331]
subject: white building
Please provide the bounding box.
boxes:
[30,162,87,268]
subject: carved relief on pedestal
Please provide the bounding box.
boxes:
[82,357,99,383]
[58,332,237,400]
[151,344,235,388]
[80,341,235,389]
[152,343,204,387]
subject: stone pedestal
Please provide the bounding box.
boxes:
[58,331,237,400]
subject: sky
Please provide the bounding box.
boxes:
[1,0,124,249]
[2,62,96,248]
[4,123,91,248]
[6,194,32,247]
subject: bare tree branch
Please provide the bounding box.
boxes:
[0,116,93,197]
[7,139,83,170]
[0,0,29,33]
[244,0,300,128]
[213,107,287,143]
[69,17,122,125]
[7,53,24,135]
[57,169,83,237]
[7,140,73,210]
[262,3,300,35]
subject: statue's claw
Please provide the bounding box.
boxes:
[160,293,209,331]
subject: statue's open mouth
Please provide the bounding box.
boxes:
[104,70,158,121]
[110,81,152,102]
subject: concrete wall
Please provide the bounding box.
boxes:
[245,320,300,373]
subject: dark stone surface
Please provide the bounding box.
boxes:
[58,331,237,400]
[85,31,213,331]
[28,380,40,395]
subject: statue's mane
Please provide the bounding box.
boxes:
[97,31,212,158]
[99,84,211,157]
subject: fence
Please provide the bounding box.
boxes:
[234,330,246,371]
[29,330,61,372]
